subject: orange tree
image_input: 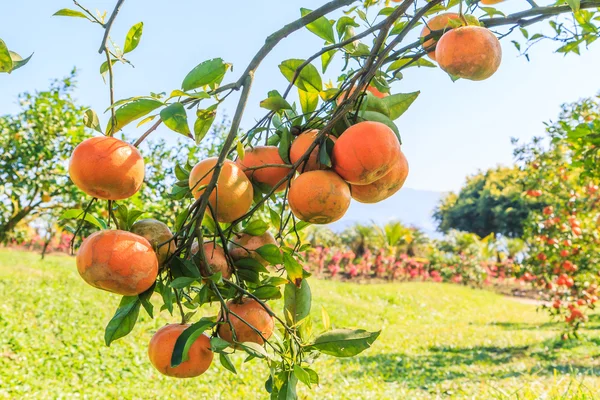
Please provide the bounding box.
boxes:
[4,0,600,396]
[515,97,600,337]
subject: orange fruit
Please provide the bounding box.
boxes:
[237,146,290,192]
[130,219,176,265]
[481,0,504,4]
[191,241,232,279]
[148,324,213,378]
[288,170,351,224]
[188,158,253,223]
[332,121,401,185]
[217,298,275,345]
[229,231,278,266]
[69,136,145,200]
[420,13,461,61]
[76,230,158,296]
[435,26,502,81]
[351,151,409,203]
[290,130,337,172]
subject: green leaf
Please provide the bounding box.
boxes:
[235,258,269,274]
[169,277,197,289]
[298,89,319,119]
[170,317,216,367]
[123,22,144,54]
[243,220,269,236]
[278,373,298,400]
[100,59,118,78]
[253,285,282,300]
[278,128,292,164]
[260,90,292,112]
[160,102,190,136]
[321,49,337,73]
[0,39,12,73]
[255,244,283,265]
[53,9,90,19]
[239,342,269,359]
[567,0,580,12]
[182,58,230,91]
[293,365,311,388]
[194,107,217,144]
[175,164,190,181]
[106,99,163,134]
[387,58,435,72]
[279,59,322,93]
[284,280,311,326]
[60,209,106,230]
[220,353,237,374]
[210,336,231,353]
[308,329,380,357]
[104,296,141,346]
[300,8,336,43]
[282,253,304,287]
[8,51,33,72]
[83,109,102,133]
[237,268,260,283]
[305,368,319,385]
[139,284,155,318]
[381,91,420,120]
[336,16,359,40]
[269,208,281,231]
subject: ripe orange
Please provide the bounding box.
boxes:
[229,231,278,266]
[480,0,504,4]
[435,26,502,81]
[420,13,460,61]
[351,151,409,203]
[217,298,275,345]
[237,146,290,192]
[288,170,351,224]
[76,230,158,296]
[290,130,336,172]
[69,136,145,200]
[191,241,232,279]
[148,324,213,378]
[332,121,401,185]
[188,158,253,223]
[130,219,176,265]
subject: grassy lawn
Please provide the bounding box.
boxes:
[1,249,599,399]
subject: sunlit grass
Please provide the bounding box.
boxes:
[0,249,599,399]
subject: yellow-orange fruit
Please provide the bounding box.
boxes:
[351,151,409,203]
[76,230,158,296]
[420,13,461,61]
[148,324,213,378]
[237,146,290,192]
[229,231,277,266]
[130,219,176,265]
[69,136,145,200]
[481,0,504,4]
[217,298,275,345]
[188,158,253,223]
[288,170,351,224]
[290,130,337,172]
[332,121,401,185]
[435,26,502,81]
[191,241,232,279]
[336,85,388,105]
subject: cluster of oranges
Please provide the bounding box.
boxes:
[68,136,275,378]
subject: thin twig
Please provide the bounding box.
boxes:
[98,0,126,53]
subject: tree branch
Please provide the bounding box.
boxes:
[98,0,126,53]
[481,1,600,28]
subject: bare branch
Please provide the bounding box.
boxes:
[98,0,126,53]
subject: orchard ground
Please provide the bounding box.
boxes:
[1,250,600,399]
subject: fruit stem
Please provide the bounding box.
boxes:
[459,0,468,25]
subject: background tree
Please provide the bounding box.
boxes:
[0,72,88,243]
[434,166,539,238]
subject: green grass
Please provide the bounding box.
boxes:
[1,249,599,399]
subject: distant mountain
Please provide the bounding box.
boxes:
[328,188,446,237]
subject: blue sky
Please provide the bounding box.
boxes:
[2,0,600,193]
